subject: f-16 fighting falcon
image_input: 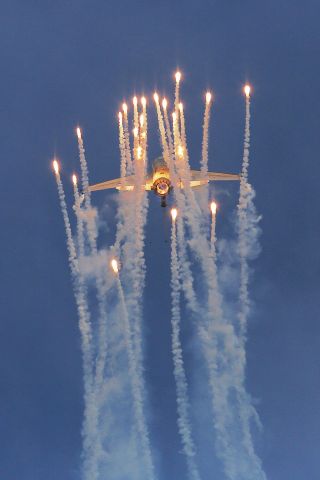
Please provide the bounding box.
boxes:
[88,156,240,207]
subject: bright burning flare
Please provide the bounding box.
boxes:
[118,111,123,122]
[111,259,119,274]
[178,145,184,158]
[141,97,146,108]
[162,98,167,110]
[53,159,59,175]
[244,85,251,98]
[175,71,181,83]
[210,201,217,216]
[171,208,178,222]
[178,102,183,112]
[153,92,159,103]
[206,92,212,104]
[122,103,128,115]
[133,96,138,106]
[76,127,82,140]
[137,145,142,159]
[133,127,138,138]
[72,174,77,186]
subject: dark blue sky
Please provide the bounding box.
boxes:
[1,1,320,479]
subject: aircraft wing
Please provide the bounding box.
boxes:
[190,170,240,187]
[207,172,240,181]
[89,176,135,192]
[89,175,153,192]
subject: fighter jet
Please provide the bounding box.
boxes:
[89,156,240,207]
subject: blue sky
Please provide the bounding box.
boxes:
[1,1,320,479]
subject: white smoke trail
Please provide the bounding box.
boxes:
[179,102,187,149]
[123,104,133,175]
[115,272,155,480]
[170,217,201,480]
[76,131,109,401]
[210,206,217,259]
[163,100,175,164]
[154,94,172,167]
[112,104,135,257]
[141,97,148,160]
[54,169,100,480]
[199,94,213,214]
[237,92,253,341]
[133,96,139,157]
[200,94,212,178]
[172,109,181,159]
[176,215,200,315]
[77,129,91,210]
[233,91,265,478]
[118,112,127,179]
[174,72,181,111]
[76,131,97,254]
[72,176,85,259]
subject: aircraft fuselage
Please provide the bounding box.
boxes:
[150,158,171,197]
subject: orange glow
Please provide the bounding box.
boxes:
[111,259,119,273]
[122,103,128,115]
[206,92,212,104]
[244,85,251,98]
[162,98,167,110]
[171,208,178,222]
[72,174,77,186]
[137,145,142,159]
[76,127,82,141]
[153,92,159,103]
[172,112,177,122]
[175,71,181,83]
[53,159,59,175]
[133,127,138,138]
[140,114,144,128]
[210,201,217,216]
